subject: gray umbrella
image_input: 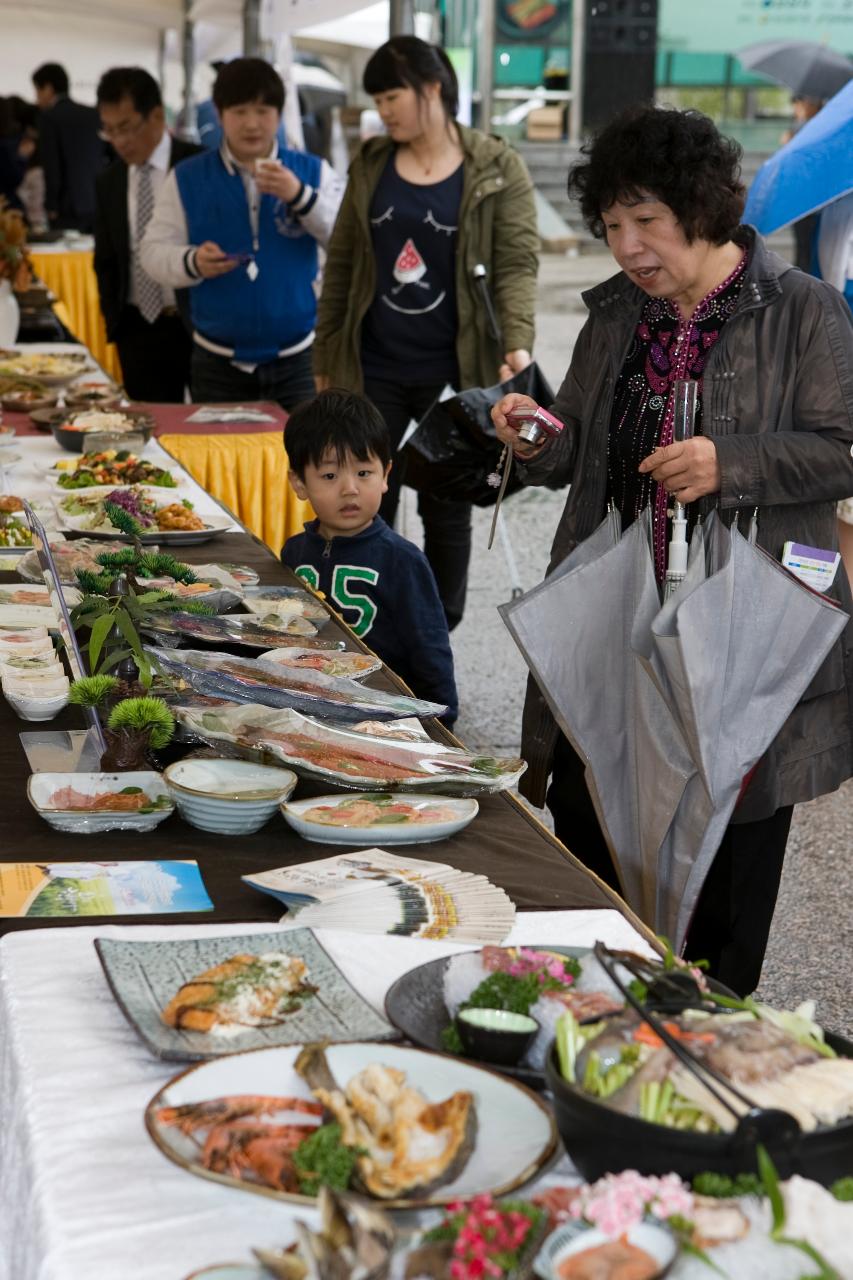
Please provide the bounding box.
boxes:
[501,510,848,952]
[737,39,852,101]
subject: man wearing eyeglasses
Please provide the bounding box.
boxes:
[94,67,201,401]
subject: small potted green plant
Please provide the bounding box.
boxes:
[100,696,176,771]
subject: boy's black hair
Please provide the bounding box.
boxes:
[97,67,162,117]
[285,389,391,477]
[32,63,69,96]
[213,57,284,113]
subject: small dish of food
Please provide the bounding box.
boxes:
[0,376,58,414]
[533,1219,678,1280]
[0,351,90,385]
[50,410,154,452]
[282,792,479,845]
[27,771,175,832]
[456,1007,539,1067]
[64,380,121,408]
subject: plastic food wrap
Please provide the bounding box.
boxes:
[176,703,527,794]
[149,647,446,722]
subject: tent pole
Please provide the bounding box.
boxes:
[389,0,415,35]
[244,0,262,55]
[568,0,585,145]
[477,0,495,133]
[180,0,198,141]
[157,28,167,92]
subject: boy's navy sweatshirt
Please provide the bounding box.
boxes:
[281,516,458,724]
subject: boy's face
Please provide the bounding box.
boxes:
[289,449,390,540]
[219,99,280,164]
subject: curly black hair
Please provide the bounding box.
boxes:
[568,106,745,245]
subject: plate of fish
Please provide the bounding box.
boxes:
[240,586,329,625]
[95,928,397,1061]
[27,771,174,833]
[149,648,446,723]
[176,704,527,793]
[143,611,340,650]
[384,945,623,1089]
[145,1040,557,1208]
[16,538,138,583]
[258,647,381,680]
[282,792,479,845]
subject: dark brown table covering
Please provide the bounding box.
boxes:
[0,528,655,945]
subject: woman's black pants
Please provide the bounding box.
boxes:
[365,377,472,631]
[546,732,793,997]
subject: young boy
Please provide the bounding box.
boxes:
[282,389,458,725]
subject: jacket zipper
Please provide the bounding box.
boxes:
[322,537,332,558]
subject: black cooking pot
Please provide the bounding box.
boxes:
[545,1030,853,1186]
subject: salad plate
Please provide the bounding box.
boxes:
[145,1040,557,1209]
[95,927,396,1061]
[282,792,479,845]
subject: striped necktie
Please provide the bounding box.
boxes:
[133,162,164,324]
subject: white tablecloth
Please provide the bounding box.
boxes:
[0,910,653,1280]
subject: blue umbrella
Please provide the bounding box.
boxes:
[743,79,853,234]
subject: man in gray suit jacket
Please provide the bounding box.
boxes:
[94,67,200,402]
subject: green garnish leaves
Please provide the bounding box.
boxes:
[293,1123,363,1196]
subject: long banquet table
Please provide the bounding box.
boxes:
[0,431,660,1280]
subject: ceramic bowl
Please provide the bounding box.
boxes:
[163,758,297,834]
[533,1218,678,1280]
[27,770,174,833]
[5,686,69,720]
[456,1008,539,1067]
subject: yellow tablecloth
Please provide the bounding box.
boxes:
[29,249,122,382]
[159,429,312,554]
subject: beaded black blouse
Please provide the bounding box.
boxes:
[606,250,748,578]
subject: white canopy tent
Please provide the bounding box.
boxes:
[0,0,407,108]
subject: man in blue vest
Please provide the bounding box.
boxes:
[140,58,343,408]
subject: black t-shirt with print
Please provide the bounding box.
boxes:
[360,155,464,385]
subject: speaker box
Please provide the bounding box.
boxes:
[582,0,658,129]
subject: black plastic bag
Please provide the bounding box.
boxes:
[401,363,556,508]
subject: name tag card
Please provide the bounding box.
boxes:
[781,541,841,593]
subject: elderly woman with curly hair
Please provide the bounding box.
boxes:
[494,105,853,996]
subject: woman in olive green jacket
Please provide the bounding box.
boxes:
[313,36,539,629]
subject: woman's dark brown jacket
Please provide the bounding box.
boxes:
[518,227,853,820]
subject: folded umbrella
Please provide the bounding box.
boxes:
[737,39,852,102]
[744,79,853,234]
[502,509,848,952]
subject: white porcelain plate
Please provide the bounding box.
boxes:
[146,1040,556,1209]
[282,792,479,845]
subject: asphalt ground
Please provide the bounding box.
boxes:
[397,247,853,1034]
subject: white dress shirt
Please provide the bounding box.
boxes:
[127,129,175,311]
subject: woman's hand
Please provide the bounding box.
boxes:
[639,437,721,503]
[499,348,532,382]
[491,392,543,457]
